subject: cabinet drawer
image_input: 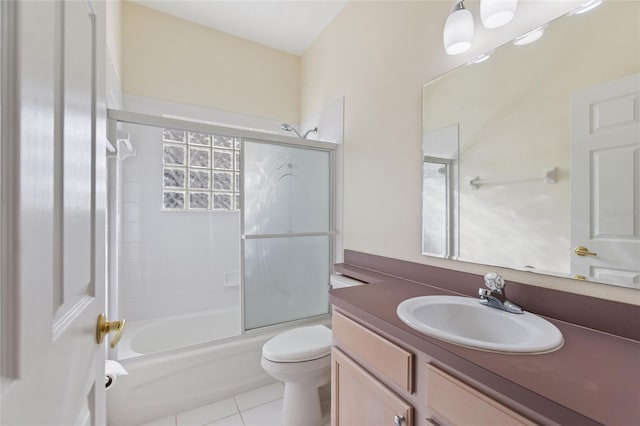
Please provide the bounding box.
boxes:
[426,365,535,426]
[332,310,413,392]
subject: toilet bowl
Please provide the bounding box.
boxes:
[261,325,332,426]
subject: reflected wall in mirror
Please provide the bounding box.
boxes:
[422,1,640,289]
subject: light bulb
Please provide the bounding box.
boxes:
[468,50,494,65]
[571,0,603,15]
[481,0,518,29]
[443,1,475,55]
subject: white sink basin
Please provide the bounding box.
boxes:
[396,295,563,353]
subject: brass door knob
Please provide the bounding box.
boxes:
[96,313,126,348]
[575,246,597,257]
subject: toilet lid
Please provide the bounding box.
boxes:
[262,325,332,362]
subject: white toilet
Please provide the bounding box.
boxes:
[261,325,332,426]
[261,274,363,426]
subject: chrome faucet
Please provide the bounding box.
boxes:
[478,272,523,314]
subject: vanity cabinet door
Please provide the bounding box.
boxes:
[332,347,413,426]
[426,365,536,426]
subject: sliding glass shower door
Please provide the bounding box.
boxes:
[242,139,333,330]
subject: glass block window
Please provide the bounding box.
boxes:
[163,128,241,211]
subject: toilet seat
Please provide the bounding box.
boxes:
[261,353,330,377]
[262,325,332,363]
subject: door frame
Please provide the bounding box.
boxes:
[422,155,455,259]
[240,137,336,332]
[0,0,20,379]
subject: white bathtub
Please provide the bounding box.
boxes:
[117,307,241,359]
[107,309,330,426]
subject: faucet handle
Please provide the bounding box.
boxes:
[478,288,491,298]
[484,272,504,292]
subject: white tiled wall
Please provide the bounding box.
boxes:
[123,94,287,136]
[118,122,241,321]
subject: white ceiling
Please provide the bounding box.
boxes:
[129,0,348,55]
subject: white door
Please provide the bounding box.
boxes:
[1,1,108,424]
[571,73,640,288]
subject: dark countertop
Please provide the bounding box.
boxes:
[330,264,640,426]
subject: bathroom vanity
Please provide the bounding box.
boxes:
[329,251,640,426]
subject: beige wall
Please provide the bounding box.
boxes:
[121,1,300,123]
[301,0,640,304]
[106,0,122,108]
[106,0,121,76]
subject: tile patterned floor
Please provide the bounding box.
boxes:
[138,382,330,426]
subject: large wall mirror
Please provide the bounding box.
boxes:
[422,1,639,290]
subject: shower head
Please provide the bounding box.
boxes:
[280,124,319,139]
[303,127,318,139]
[280,123,303,138]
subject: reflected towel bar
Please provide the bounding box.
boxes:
[469,167,557,190]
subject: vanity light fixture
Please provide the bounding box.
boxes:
[513,25,547,46]
[571,0,603,15]
[444,0,475,55]
[481,0,518,29]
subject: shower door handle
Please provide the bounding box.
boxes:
[96,313,126,348]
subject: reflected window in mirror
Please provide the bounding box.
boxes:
[422,124,459,259]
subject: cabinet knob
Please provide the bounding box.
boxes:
[393,415,405,426]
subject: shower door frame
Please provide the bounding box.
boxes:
[240,138,336,334]
[106,109,337,337]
